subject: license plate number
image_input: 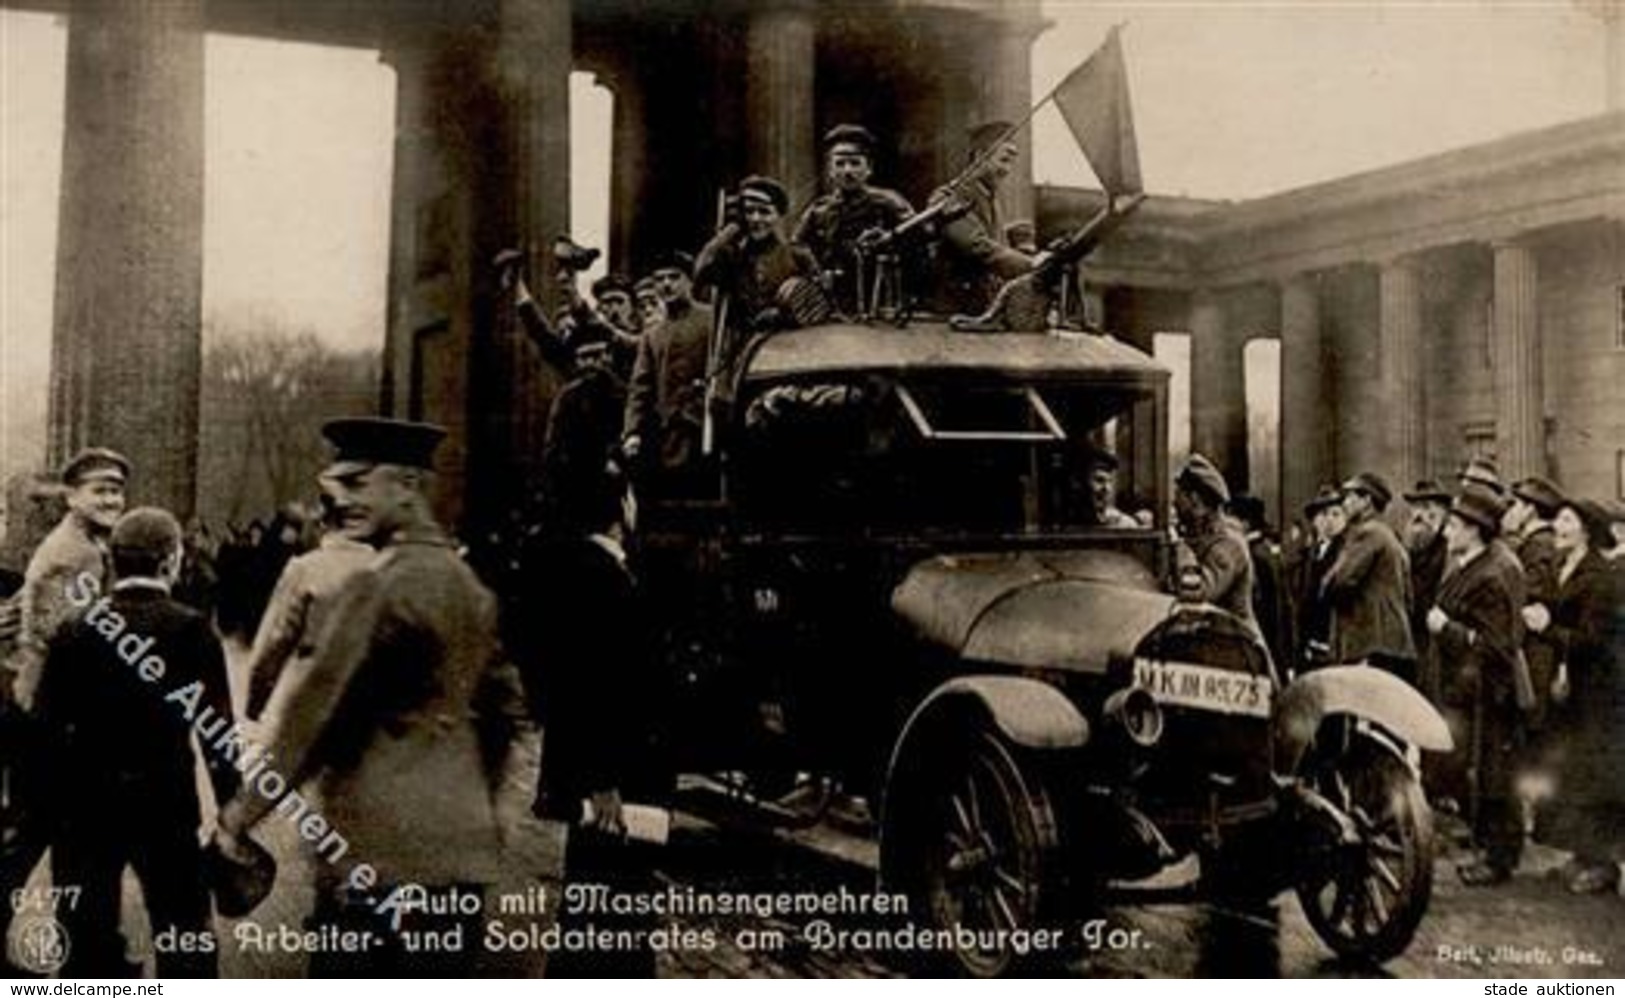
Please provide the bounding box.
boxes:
[1132,658,1271,718]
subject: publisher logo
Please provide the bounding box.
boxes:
[9,915,70,974]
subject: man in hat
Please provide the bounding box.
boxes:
[1459,456,1507,498]
[1322,472,1417,681]
[792,124,916,316]
[696,175,821,378]
[1504,475,1562,731]
[931,121,1035,316]
[1291,485,1347,670]
[37,507,239,976]
[212,418,523,975]
[1083,451,1137,529]
[1172,455,1257,634]
[1,447,129,970]
[1403,479,1454,687]
[1425,484,1527,886]
[633,276,665,337]
[624,251,715,498]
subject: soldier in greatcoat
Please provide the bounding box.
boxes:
[1172,455,1257,635]
[1321,472,1417,681]
[213,418,524,975]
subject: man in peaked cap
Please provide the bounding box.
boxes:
[1425,484,1527,886]
[213,417,525,974]
[930,120,1035,316]
[1322,471,1418,681]
[792,123,916,315]
[1172,454,1257,635]
[695,175,821,381]
[2,447,129,971]
[624,251,715,497]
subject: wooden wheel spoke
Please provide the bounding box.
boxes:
[950,793,976,839]
[1363,875,1391,927]
[990,884,1021,933]
[1370,855,1403,893]
[994,866,1029,897]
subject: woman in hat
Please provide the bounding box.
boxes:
[1524,497,1621,893]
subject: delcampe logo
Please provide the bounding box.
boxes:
[9,916,70,975]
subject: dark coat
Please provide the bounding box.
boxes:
[1547,548,1621,810]
[511,535,661,823]
[694,227,819,381]
[1511,524,1562,724]
[622,299,714,482]
[1247,533,1287,668]
[792,185,914,313]
[38,584,240,820]
[1290,534,1341,663]
[1429,544,1527,709]
[541,365,627,533]
[1322,515,1416,664]
[1407,530,1449,673]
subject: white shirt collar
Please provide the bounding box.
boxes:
[112,576,171,594]
[587,532,628,568]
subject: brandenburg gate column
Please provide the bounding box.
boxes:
[1377,256,1427,488]
[1278,273,1328,519]
[1189,289,1248,491]
[49,0,205,518]
[1491,239,1546,479]
[745,2,816,210]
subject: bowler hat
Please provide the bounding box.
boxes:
[1341,471,1394,510]
[1228,494,1268,532]
[1449,484,1505,535]
[1511,475,1564,518]
[1459,456,1506,495]
[823,123,877,155]
[203,833,277,918]
[61,447,130,487]
[1304,485,1342,515]
[739,175,790,216]
[321,417,445,477]
[1084,450,1120,473]
[1177,453,1230,505]
[1402,479,1452,506]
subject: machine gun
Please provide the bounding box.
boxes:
[950,192,1147,334]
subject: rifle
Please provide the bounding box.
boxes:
[951,192,1147,334]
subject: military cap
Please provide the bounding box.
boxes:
[1458,456,1505,495]
[633,275,660,296]
[320,417,445,476]
[648,250,694,278]
[1511,475,1564,518]
[1304,485,1343,515]
[110,507,181,560]
[1176,453,1230,505]
[61,446,130,486]
[823,123,877,155]
[1402,479,1453,506]
[739,175,790,215]
[1084,449,1120,472]
[591,273,634,301]
[968,120,1015,157]
[1449,484,1506,535]
[1341,471,1394,510]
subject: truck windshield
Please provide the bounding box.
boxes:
[733,376,1164,536]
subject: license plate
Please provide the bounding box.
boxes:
[1132,658,1272,718]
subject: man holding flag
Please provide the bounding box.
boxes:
[932,25,1143,323]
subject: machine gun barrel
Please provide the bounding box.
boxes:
[1034,192,1147,282]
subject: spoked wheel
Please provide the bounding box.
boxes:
[883,727,1056,977]
[1295,748,1434,963]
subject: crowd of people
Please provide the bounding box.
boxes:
[1175,454,1625,894]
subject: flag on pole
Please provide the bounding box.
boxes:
[1050,26,1143,195]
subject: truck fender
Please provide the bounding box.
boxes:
[887,675,1089,787]
[1272,665,1453,775]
